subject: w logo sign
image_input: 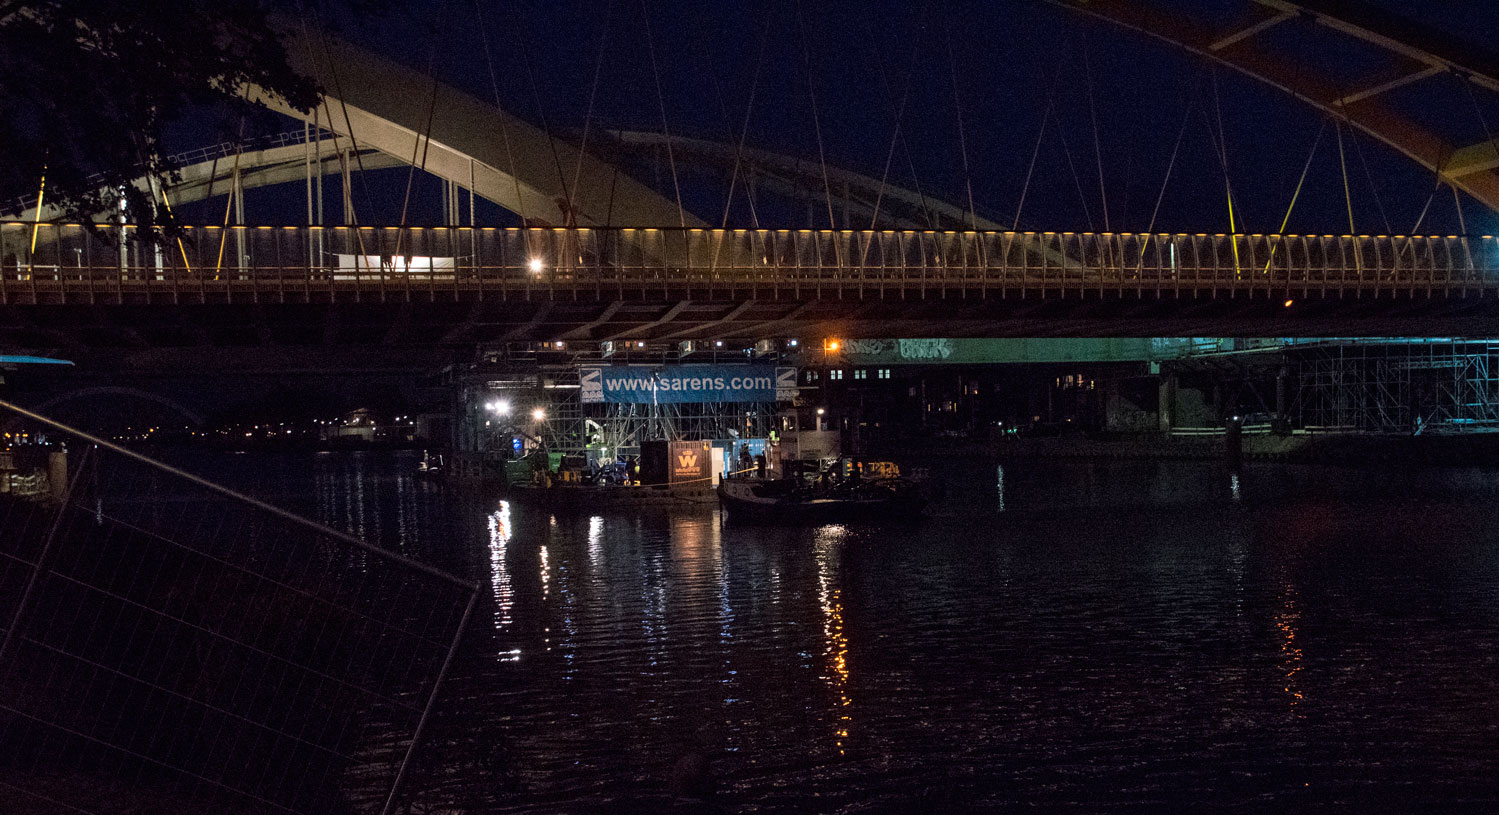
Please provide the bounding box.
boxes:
[676,450,698,470]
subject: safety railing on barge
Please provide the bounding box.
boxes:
[3,223,1497,303]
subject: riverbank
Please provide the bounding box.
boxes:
[877,431,1499,467]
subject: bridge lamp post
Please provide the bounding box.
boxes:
[528,257,545,275]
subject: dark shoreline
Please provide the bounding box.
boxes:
[875,432,1499,467]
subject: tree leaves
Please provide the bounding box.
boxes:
[0,0,321,228]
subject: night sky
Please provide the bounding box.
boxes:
[161,0,1499,237]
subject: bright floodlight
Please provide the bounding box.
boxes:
[528,257,545,274]
[495,400,512,416]
[531,407,546,421]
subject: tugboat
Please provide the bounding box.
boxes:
[716,459,929,524]
[414,450,446,481]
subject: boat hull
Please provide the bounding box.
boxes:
[716,479,927,524]
[505,482,717,510]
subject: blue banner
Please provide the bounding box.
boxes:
[581,365,795,404]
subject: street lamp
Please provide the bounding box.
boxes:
[528,257,545,274]
[531,407,546,422]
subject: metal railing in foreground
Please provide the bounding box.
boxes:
[0,398,479,815]
[3,224,1498,302]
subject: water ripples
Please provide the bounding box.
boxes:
[222,452,1499,811]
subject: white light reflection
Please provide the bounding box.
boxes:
[642,548,668,669]
[588,515,604,568]
[540,544,550,599]
[814,525,852,755]
[995,464,1007,512]
[1230,472,1242,503]
[487,501,515,637]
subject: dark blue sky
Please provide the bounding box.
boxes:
[181,0,1499,235]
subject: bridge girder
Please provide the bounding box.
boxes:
[1051,0,1499,215]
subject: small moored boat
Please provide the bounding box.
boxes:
[716,469,928,524]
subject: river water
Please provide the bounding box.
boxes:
[210,451,1499,812]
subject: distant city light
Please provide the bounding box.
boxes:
[824,338,840,352]
[1283,298,1294,308]
[816,407,825,416]
[528,257,545,274]
[789,339,799,347]
[531,407,546,421]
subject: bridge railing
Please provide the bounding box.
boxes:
[2,224,1495,299]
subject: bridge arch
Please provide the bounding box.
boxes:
[1051,0,1499,214]
[26,387,208,428]
[245,30,702,228]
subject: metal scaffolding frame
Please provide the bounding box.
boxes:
[1290,340,1499,433]
[462,364,781,459]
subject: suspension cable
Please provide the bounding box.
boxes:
[1348,127,1391,234]
[1057,115,1096,233]
[570,0,615,223]
[302,10,371,263]
[214,118,246,279]
[795,0,838,232]
[1335,120,1356,234]
[1261,119,1327,275]
[397,23,445,243]
[1209,67,1241,277]
[861,11,935,228]
[511,5,574,225]
[1134,96,1194,273]
[1408,173,1441,235]
[640,0,686,228]
[722,12,771,229]
[1014,102,1052,232]
[867,18,923,229]
[1452,183,1469,236]
[474,0,527,224]
[689,10,742,221]
[1081,30,1109,233]
[312,20,380,227]
[945,24,977,233]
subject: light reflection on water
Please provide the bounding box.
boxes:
[203,452,1499,811]
[487,501,513,636]
[815,527,852,756]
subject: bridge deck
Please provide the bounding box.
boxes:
[5,224,1497,305]
[3,225,1497,345]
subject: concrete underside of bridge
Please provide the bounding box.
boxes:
[3,290,1496,374]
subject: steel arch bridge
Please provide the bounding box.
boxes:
[7,1,1499,355]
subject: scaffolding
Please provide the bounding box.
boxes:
[1290,340,1499,433]
[460,364,782,459]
